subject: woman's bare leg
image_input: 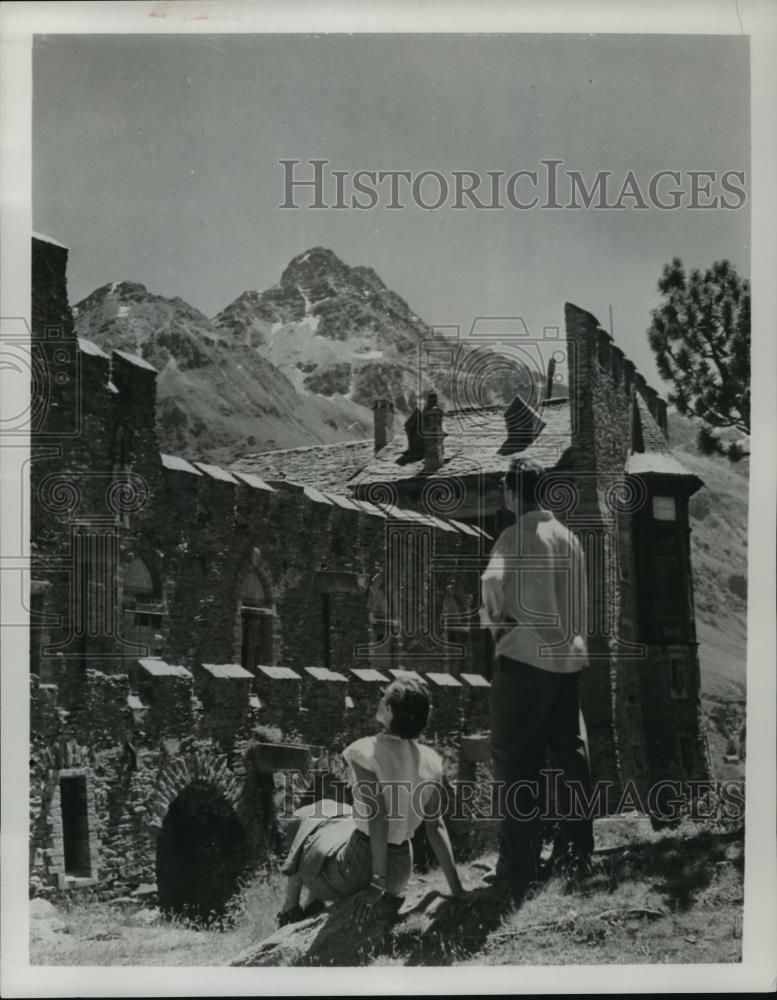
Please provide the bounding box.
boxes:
[280,873,303,914]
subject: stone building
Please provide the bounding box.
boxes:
[238,307,713,807]
[28,233,710,911]
[28,235,490,910]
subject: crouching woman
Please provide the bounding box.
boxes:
[277,676,465,926]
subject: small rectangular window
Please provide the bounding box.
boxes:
[30,591,44,677]
[652,496,677,521]
[60,775,92,876]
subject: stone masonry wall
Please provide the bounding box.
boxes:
[29,235,492,899]
[565,302,709,800]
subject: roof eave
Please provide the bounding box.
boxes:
[628,469,704,496]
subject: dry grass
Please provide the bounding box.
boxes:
[377,821,744,967]
[31,822,743,968]
[30,869,285,967]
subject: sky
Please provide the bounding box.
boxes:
[32,32,750,386]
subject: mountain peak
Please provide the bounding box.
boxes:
[288,246,343,269]
[280,246,352,290]
[73,280,150,312]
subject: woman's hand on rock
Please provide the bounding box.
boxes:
[351,884,384,925]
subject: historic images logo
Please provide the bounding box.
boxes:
[279,159,747,212]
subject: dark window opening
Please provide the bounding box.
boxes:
[633,494,690,644]
[241,609,274,674]
[60,775,91,876]
[239,566,274,674]
[133,612,163,628]
[123,555,164,657]
[368,615,399,672]
[444,627,468,677]
[30,591,44,676]
[156,781,247,924]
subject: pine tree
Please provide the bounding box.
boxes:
[647,257,750,460]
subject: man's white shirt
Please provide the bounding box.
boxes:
[480,509,588,673]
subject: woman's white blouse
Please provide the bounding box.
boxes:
[342,733,445,845]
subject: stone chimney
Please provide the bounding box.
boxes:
[500,393,546,455]
[545,356,556,401]
[422,392,445,473]
[372,398,395,454]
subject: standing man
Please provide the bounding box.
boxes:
[480,460,593,898]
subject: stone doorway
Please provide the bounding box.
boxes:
[155,781,247,923]
[240,608,273,672]
[236,552,275,672]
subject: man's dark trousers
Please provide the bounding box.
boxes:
[490,655,594,888]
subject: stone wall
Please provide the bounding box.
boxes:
[29,235,493,900]
[564,302,709,797]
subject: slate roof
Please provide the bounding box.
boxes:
[348,398,572,487]
[231,439,374,492]
[626,451,701,479]
[629,394,702,486]
[635,393,669,452]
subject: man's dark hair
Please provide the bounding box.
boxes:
[504,460,543,505]
[385,676,432,739]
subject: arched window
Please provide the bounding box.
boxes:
[441,584,463,677]
[240,570,267,609]
[122,554,164,660]
[125,555,155,598]
[237,554,275,673]
[367,568,399,670]
[112,425,133,471]
[112,427,134,528]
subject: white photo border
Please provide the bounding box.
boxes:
[1,1,775,995]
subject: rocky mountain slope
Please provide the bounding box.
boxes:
[72,280,374,464]
[73,249,535,465]
[213,247,534,414]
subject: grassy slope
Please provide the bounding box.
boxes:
[31,822,742,968]
[388,828,742,967]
